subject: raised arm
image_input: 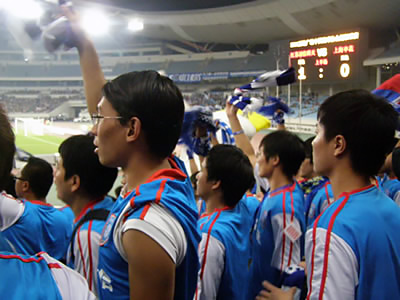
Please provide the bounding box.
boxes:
[63,6,106,114]
[225,100,256,166]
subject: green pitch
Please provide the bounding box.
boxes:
[15,132,66,155]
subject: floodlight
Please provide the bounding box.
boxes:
[1,0,43,20]
[128,19,144,32]
[80,10,110,36]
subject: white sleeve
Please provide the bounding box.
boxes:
[271,213,302,271]
[393,191,400,206]
[195,233,225,300]
[305,228,358,300]
[41,253,96,300]
[115,202,187,265]
[70,228,101,296]
[0,192,25,231]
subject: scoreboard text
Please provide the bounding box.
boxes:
[289,32,361,83]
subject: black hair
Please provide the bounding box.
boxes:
[103,70,184,159]
[58,134,118,199]
[304,136,315,164]
[190,171,200,192]
[318,89,398,178]
[206,144,255,207]
[21,157,53,199]
[260,130,305,179]
[0,105,15,191]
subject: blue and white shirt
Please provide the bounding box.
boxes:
[0,192,73,260]
[247,182,305,299]
[97,156,200,300]
[0,250,95,299]
[306,185,400,299]
[67,196,114,296]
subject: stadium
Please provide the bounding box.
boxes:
[0,0,400,299]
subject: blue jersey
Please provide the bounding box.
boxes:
[97,156,200,300]
[196,202,253,300]
[68,196,114,295]
[241,193,260,219]
[0,251,62,299]
[306,185,400,299]
[59,205,75,226]
[306,181,334,228]
[248,182,305,300]
[379,174,400,202]
[0,250,96,299]
[1,195,73,260]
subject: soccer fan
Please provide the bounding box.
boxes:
[297,137,334,228]
[54,134,118,295]
[247,130,306,300]
[65,7,201,299]
[0,105,95,300]
[377,141,400,204]
[306,90,400,299]
[14,156,53,203]
[1,156,72,260]
[195,144,255,300]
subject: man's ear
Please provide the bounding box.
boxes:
[333,135,346,157]
[270,155,280,167]
[70,175,81,193]
[211,180,221,191]
[126,117,141,142]
[22,181,30,193]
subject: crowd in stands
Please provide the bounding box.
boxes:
[0,7,400,300]
[0,89,85,113]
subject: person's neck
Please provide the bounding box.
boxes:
[69,194,97,218]
[268,169,293,192]
[24,193,46,203]
[327,165,371,200]
[124,150,171,192]
[204,194,226,214]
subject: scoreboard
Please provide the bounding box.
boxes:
[289,31,365,83]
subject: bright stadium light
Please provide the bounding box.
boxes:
[1,0,43,20]
[128,19,144,32]
[80,10,110,36]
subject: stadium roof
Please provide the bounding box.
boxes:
[74,0,400,44]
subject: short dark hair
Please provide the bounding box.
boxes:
[0,105,15,191]
[318,89,398,178]
[103,70,184,159]
[304,136,315,164]
[59,134,118,199]
[206,144,255,207]
[21,157,53,199]
[260,130,305,179]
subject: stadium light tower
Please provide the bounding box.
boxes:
[80,9,110,36]
[1,0,43,20]
[128,19,144,32]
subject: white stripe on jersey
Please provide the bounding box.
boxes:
[305,228,358,300]
[271,214,302,271]
[0,192,24,230]
[69,227,101,296]
[195,233,225,300]
[41,252,96,300]
[393,191,400,206]
[116,202,187,265]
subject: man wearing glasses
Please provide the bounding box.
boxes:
[64,6,200,300]
[0,155,72,260]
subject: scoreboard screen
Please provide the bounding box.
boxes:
[289,31,363,83]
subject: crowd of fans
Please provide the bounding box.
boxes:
[0,6,399,300]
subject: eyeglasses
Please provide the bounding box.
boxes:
[13,175,27,181]
[90,113,123,126]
